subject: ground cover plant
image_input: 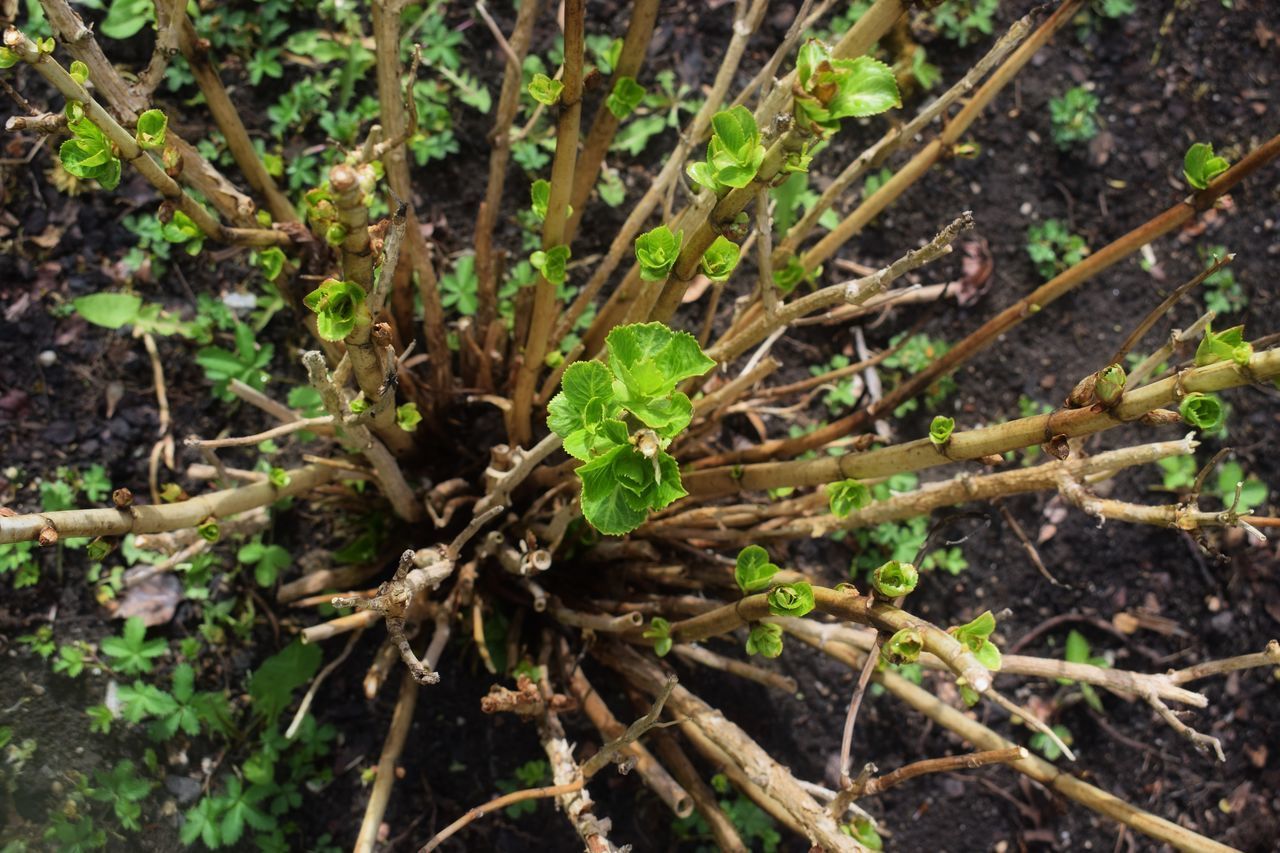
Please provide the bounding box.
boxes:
[1,0,1279,850]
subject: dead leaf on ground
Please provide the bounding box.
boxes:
[115,574,183,627]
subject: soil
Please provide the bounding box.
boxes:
[2,1,1279,852]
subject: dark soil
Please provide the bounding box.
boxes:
[2,1,1279,852]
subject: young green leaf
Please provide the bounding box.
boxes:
[135,108,168,150]
[845,818,884,851]
[1179,392,1225,432]
[928,415,954,446]
[547,360,622,460]
[162,210,205,255]
[1183,142,1230,190]
[1094,363,1126,406]
[1194,323,1252,367]
[871,560,918,598]
[530,179,550,220]
[256,246,287,281]
[734,545,780,594]
[827,479,871,517]
[795,42,900,131]
[396,402,422,432]
[0,47,20,69]
[881,627,923,665]
[69,59,90,84]
[197,519,220,543]
[642,616,673,657]
[700,236,741,282]
[950,610,1002,671]
[530,244,571,286]
[745,622,784,658]
[528,73,564,106]
[577,444,685,535]
[72,292,143,329]
[303,278,367,341]
[767,582,815,618]
[606,76,646,119]
[59,115,123,190]
[634,224,683,281]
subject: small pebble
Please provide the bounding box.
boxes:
[37,350,56,367]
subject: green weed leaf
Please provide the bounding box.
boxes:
[100,616,166,675]
[73,292,143,329]
[249,639,321,723]
[606,76,646,119]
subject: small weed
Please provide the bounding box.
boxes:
[1049,86,1101,151]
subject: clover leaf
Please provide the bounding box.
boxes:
[1183,142,1230,190]
[734,545,779,594]
[635,225,683,282]
[303,278,367,341]
[700,236,740,282]
[606,76,646,119]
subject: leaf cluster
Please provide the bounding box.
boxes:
[686,106,767,193]
[59,104,122,190]
[548,323,715,535]
[794,40,900,133]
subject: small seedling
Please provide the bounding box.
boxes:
[1026,219,1089,280]
[1049,85,1100,151]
